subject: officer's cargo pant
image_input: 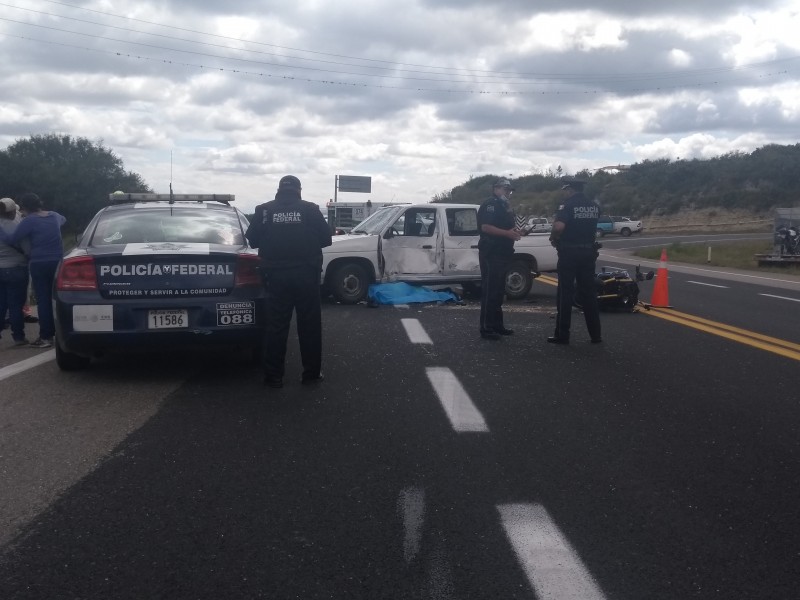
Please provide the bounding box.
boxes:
[262,266,322,380]
[479,251,511,334]
[555,247,601,341]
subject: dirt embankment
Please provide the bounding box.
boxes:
[643,208,773,233]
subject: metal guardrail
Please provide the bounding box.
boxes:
[645,218,772,231]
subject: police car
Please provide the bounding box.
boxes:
[53,193,265,370]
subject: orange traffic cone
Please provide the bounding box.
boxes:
[647,248,672,308]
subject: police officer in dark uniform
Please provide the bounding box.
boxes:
[246,175,332,388]
[477,179,521,340]
[548,178,602,344]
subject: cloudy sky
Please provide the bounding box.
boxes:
[1,1,799,213]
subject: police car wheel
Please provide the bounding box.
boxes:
[330,263,369,304]
[505,260,534,300]
[620,228,631,237]
[55,340,91,371]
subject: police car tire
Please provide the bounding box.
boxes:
[620,228,631,237]
[505,260,534,300]
[55,341,91,371]
[330,263,369,304]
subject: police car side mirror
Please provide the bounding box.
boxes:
[383,228,394,239]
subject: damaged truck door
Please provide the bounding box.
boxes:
[381,207,441,278]
[321,203,558,304]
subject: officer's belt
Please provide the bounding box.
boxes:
[559,243,596,249]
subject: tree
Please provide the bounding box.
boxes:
[0,134,151,231]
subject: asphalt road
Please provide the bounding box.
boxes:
[1,257,799,599]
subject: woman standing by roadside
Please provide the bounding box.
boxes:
[0,197,31,346]
[0,193,66,348]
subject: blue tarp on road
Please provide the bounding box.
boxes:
[367,282,459,305]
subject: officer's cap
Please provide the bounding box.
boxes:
[560,178,586,191]
[493,178,515,191]
[278,175,302,192]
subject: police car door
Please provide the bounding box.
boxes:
[381,207,442,280]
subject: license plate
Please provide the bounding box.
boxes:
[148,309,188,329]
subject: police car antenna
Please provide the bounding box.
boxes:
[169,152,174,205]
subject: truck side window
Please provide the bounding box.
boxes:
[402,210,436,237]
[392,214,406,235]
[446,208,478,236]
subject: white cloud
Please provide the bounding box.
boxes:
[669,49,693,67]
[1,0,798,213]
[632,132,768,162]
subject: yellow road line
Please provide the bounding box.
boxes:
[641,308,800,362]
[645,307,800,353]
[535,275,800,361]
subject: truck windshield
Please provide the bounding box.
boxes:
[350,206,404,234]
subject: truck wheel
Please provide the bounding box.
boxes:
[330,263,369,304]
[620,227,632,237]
[505,260,533,300]
[596,228,605,238]
[55,341,91,371]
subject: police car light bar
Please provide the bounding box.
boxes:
[109,193,235,204]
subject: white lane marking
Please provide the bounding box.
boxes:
[0,350,55,382]
[398,487,426,563]
[425,367,489,433]
[687,280,729,288]
[401,318,433,344]
[759,293,800,303]
[498,503,607,600]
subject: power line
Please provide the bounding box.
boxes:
[2,31,792,97]
[6,0,800,84]
[0,2,518,79]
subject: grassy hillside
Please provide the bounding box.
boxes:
[433,143,800,228]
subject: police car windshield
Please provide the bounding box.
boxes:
[350,206,404,235]
[90,206,246,246]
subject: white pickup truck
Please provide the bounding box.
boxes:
[321,203,558,304]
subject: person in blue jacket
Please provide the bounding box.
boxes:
[0,193,66,348]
